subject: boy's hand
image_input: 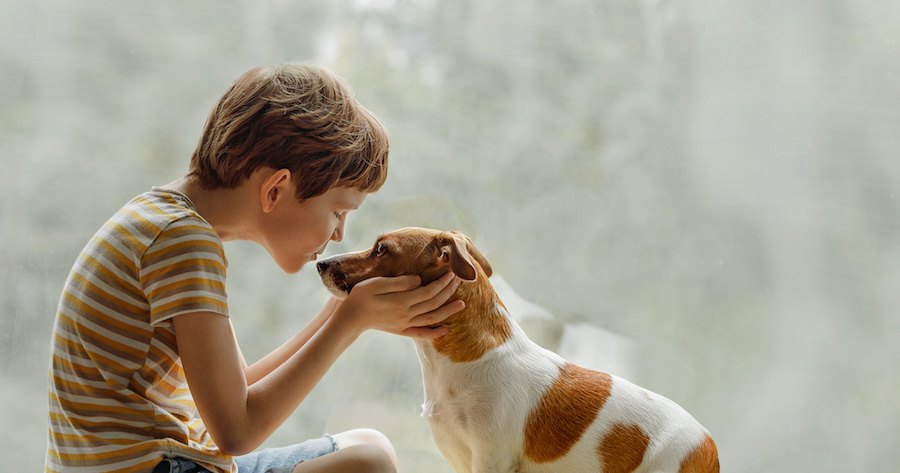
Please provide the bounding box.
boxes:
[333,271,464,339]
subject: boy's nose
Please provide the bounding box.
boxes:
[332,222,345,242]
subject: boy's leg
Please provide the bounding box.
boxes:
[291,429,397,473]
[332,428,398,467]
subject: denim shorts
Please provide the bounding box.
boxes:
[153,435,338,473]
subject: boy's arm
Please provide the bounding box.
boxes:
[241,297,340,386]
[173,272,463,456]
[174,308,357,456]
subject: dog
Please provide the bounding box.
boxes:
[317,227,719,473]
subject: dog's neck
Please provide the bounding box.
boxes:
[428,271,513,363]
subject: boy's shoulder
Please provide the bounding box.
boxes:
[122,188,213,233]
[95,188,221,260]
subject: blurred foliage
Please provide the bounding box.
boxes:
[2,0,900,471]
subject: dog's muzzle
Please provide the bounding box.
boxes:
[315,260,332,274]
[316,259,351,295]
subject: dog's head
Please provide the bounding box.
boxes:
[316,227,492,297]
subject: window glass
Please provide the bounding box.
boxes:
[2,1,899,471]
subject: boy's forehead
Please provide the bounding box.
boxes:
[330,186,369,208]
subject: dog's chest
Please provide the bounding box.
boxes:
[424,382,493,449]
[415,337,565,467]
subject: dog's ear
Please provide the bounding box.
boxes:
[440,232,492,281]
[442,237,477,281]
[450,231,492,278]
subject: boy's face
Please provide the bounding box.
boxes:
[259,183,368,274]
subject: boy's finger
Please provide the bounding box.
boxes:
[367,275,422,294]
[410,300,465,328]
[406,271,455,302]
[409,276,462,314]
[402,324,451,340]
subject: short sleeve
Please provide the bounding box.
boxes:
[140,216,228,325]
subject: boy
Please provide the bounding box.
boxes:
[46,63,465,473]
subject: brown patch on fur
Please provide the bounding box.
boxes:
[431,268,512,362]
[524,363,613,463]
[597,424,650,473]
[679,434,720,473]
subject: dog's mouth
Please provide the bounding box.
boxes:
[316,261,355,297]
[330,270,352,293]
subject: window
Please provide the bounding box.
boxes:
[2,1,898,470]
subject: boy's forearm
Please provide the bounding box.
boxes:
[244,299,338,385]
[174,308,364,456]
[241,313,362,451]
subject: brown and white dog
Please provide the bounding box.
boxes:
[317,227,719,473]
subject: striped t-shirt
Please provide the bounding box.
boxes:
[46,189,234,473]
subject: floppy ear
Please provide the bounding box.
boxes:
[449,231,492,278]
[442,238,476,281]
[439,232,492,281]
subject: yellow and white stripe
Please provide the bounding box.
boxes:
[47,189,234,473]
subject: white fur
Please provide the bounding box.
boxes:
[414,302,711,473]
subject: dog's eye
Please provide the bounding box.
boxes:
[373,243,386,257]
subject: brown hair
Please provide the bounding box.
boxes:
[188,63,389,200]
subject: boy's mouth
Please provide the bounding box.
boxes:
[310,247,327,260]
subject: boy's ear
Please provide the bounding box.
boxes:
[260,169,292,213]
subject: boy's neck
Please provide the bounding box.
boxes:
[162,176,258,242]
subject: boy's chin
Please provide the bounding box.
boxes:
[276,258,307,275]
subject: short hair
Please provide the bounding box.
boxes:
[188,63,389,200]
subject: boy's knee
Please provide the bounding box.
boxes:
[333,428,397,472]
[341,444,396,473]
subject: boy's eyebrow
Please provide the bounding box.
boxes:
[337,201,361,210]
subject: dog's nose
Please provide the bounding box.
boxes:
[316,261,329,273]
